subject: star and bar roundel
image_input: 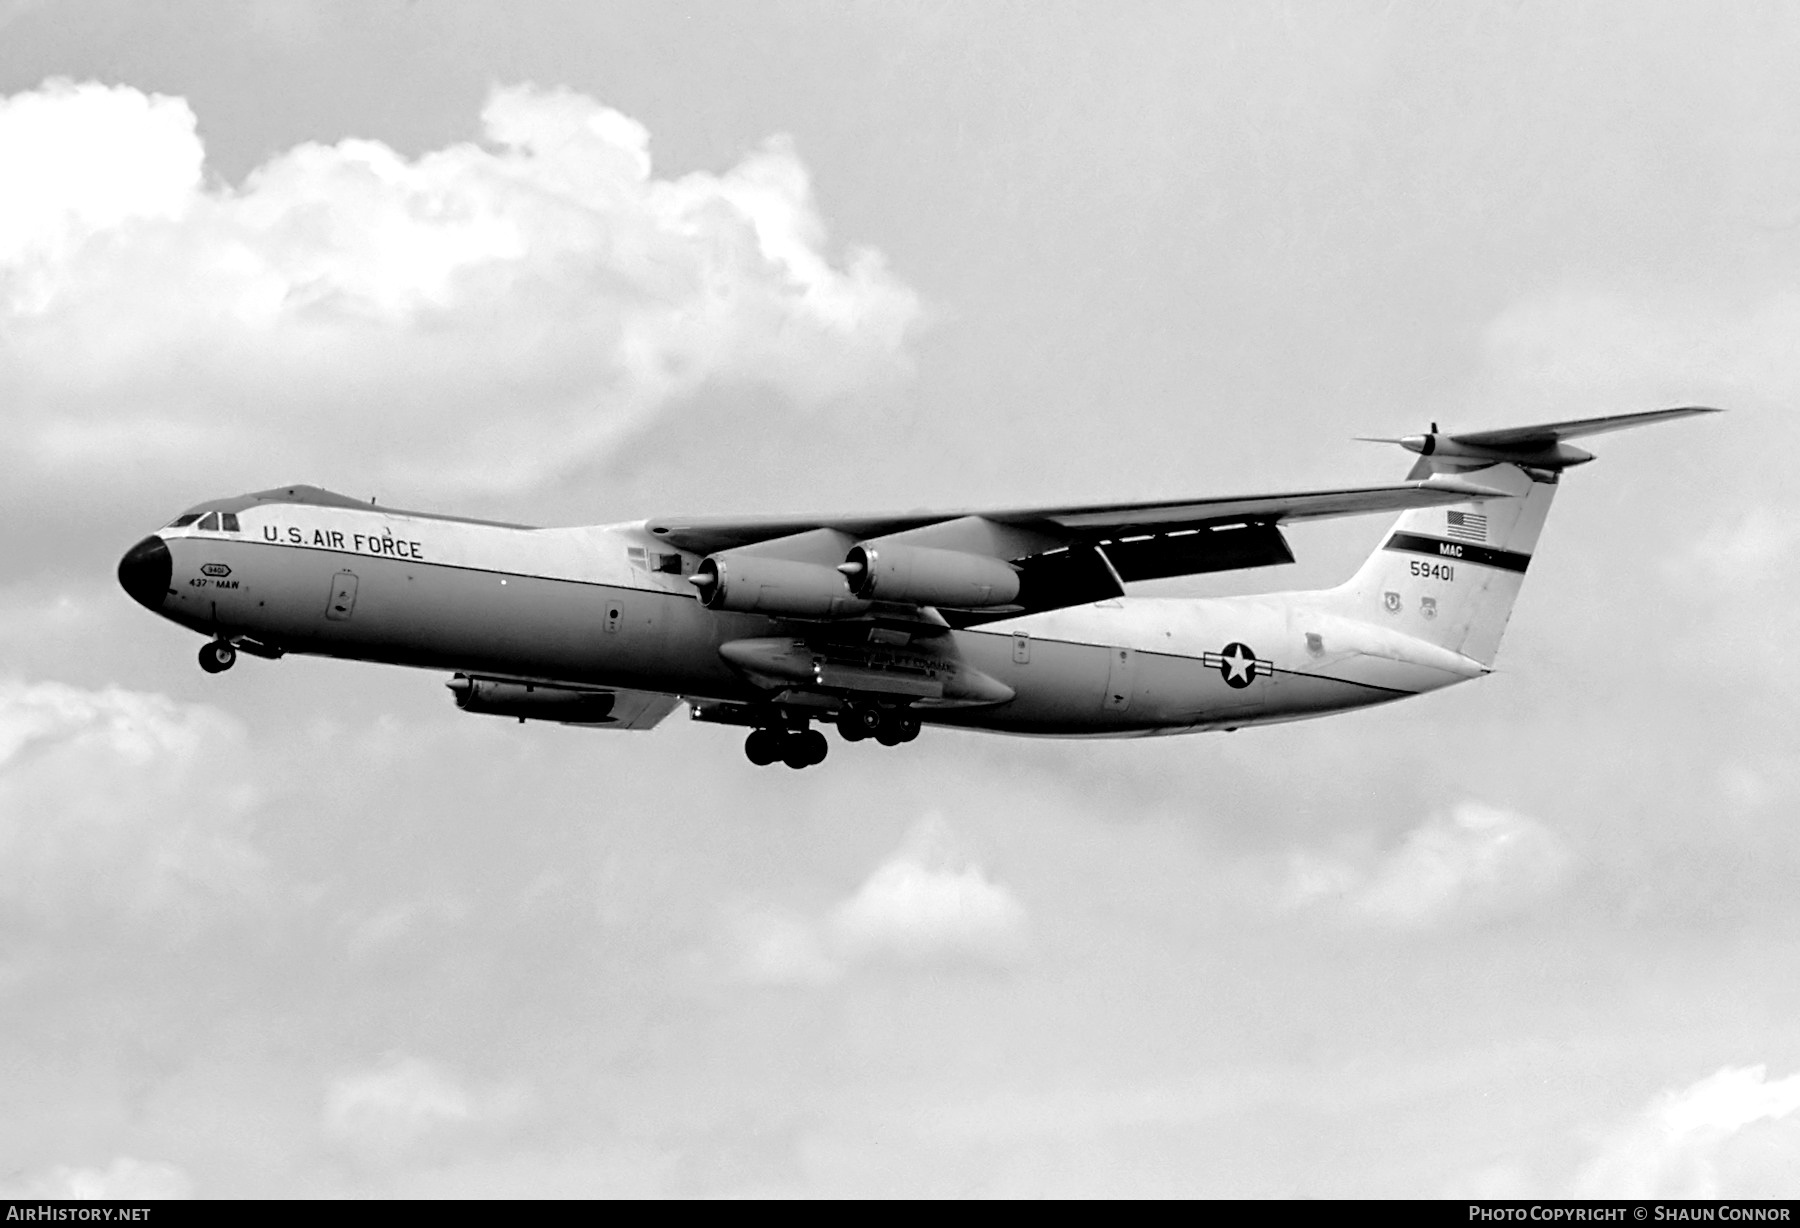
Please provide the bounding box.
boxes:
[1201,642,1274,689]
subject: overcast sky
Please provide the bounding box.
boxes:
[2,0,1797,1198]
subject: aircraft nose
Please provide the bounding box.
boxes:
[117,535,173,610]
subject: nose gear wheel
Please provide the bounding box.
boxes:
[198,640,237,674]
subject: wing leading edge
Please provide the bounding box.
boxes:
[648,476,1504,555]
[648,476,1505,623]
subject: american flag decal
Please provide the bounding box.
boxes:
[1445,510,1488,543]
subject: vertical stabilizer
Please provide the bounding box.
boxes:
[1325,406,1719,667]
[1327,462,1554,666]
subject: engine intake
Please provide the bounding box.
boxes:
[841,542,1021,607]
[447,675,618,724]
[688,553,870,618]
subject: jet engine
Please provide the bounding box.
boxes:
[840,542,1021,607]
[688,553,870,618]
[447,675,619,724]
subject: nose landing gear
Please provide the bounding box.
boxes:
[198,639,237,674]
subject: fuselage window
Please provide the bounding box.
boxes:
[220,512,240,532]
[165,513,201,528]
[197,512,221,531]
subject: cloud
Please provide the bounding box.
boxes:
[1282,802,1571,927]
[0,677,265,923]
[0,78,923,504]
[721,907,841,987]
[0,79,197,268]
[1575,1065,1800,1197]
[723,815,1029,984]
[0,1157,193,1199]
[323,1055,525,1161]
[829,815,1029,966]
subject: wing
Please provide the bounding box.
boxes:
[649,475,1505,623]
[648,477,1505,554]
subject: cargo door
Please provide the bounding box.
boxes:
[325,571,359,621]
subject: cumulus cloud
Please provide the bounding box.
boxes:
[1575,1065,1800,1197]
[724,815,1029,984]
[324,1055,526,1161]
[0,677,264,922]
[0,78,923,503]
[830,816,1030,966]
[1283,802,1570,926]
[0,80,197,269]
[0,1156,193,1199]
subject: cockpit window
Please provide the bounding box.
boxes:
[165,513,201,528]
[197,512,221,531]
[220,512,240,532]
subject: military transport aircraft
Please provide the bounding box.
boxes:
[117,406,1716,769]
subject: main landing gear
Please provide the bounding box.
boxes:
[198,639,237,674]
[745,726,829,769]
[734,705,922,770]
[835,703,920,747]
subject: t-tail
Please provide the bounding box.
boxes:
[1325,406,1722,667]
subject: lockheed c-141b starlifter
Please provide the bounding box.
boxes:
[117,406,1717,768]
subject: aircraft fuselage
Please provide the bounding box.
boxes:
[120,496,1482,740]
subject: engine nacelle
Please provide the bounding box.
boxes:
[447,675,618,724]
[842,542,1021,607]
[689,553,870,618]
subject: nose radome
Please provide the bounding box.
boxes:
[117,535,172,610]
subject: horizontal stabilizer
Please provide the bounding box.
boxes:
[1451,405,1723,450]
[1367,405,1723,474]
